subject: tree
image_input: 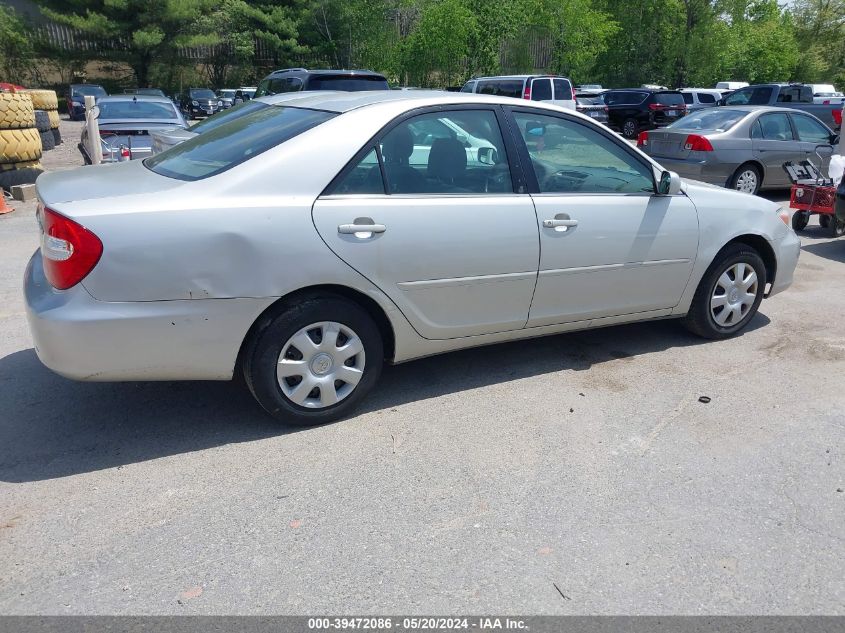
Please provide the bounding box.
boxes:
[33,0,221,86]
[0,5,35,85]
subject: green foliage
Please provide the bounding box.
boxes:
[0,5,35,84]
[23,0,845,91]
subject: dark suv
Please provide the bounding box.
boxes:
[66,84,107,120]
[180,88,221,119]
[254,68,389,97]
[603,89,687,138]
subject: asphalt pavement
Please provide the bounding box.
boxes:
[0,119,843,614]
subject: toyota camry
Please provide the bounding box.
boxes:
[25,91,800,425]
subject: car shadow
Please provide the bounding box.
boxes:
[0,315,770,483]
[800,235,845,263]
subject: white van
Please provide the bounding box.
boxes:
[680,88,725,111]
[460,75,576,110]
[715,81,749,91]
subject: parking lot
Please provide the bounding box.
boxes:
[0,117,843,614]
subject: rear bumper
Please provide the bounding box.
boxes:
[24,251,274,381]
[651,156,735,187]
[768,230,801,297]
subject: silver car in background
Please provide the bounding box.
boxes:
[28,92,800,426]
[80,95,188,164]
[639,106,837,194]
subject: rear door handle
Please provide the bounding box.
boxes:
[543,218,579,229]
[338,217,386,238]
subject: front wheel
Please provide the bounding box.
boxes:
[682,243,766,339]
[242,296,383,426]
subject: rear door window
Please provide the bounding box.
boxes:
[682,93,694,105]
[477,80,524,99]
[553,78,572,100]
[306,75,389,91]
[145,106,336,181]
[531,78,552,101]
[756,113,794,141]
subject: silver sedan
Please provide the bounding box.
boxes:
[639,106,837,195]
[26,91,800,425]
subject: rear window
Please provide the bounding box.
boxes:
[73,85,106,98]
[145,106,336,181]
[553,78,572,100]
[477,80,524,99]
[725,87,772,106]
[306,75,389,91]
[98,101,178,120]
[531,78,552,101]
[667,109,749,132]
[190,99,270,134]
[654,92,684,106]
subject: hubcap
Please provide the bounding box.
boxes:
[735,170,758,194]
[277,321,365,409]
[624,121,636,136]
[710,262,758,327]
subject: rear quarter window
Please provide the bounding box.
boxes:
[145,106,335,181]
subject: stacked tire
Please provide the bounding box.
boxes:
[25,89,61,150]
[0,92,43,192]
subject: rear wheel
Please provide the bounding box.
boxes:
[242,296,383,426]
[622,118,639,139]
[682,243,766,339]
[729,163,762,195]
[819,214,831,229]
[791,210,810,231]
[831,216,845,238]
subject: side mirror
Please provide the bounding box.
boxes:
[830,134,839,146]
[90,105,100,119]
[478,146,498,165]
[657,170,682,195]
[814,144,834,159]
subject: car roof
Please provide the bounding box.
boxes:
[71,84,104,88]
[98,94,175,104]
[267,68,385,78]
[472,75,570,81]
[254,89,596,114]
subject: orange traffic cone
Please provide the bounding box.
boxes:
[0,191,14,215]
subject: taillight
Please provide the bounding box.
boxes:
[637,131,649,147]
[648,103,662,111]
[119,146,131,161]
[38,206,103,290]
[523,84,531,100]
[833,109,842,126]
[684,134,714,152]
[571,87,577,101]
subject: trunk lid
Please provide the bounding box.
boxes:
[644,129,699,160]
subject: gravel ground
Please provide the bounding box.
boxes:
[0,116,843,615]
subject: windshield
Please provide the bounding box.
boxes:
[190,89,216,99]
[190,100,270,134]
[73,85,106,98]
[306,75,389,91]
[219,90,236,98]
[98,100,178,120]
[667,109,749,132]
[145,106,335,181]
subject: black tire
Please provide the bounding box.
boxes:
[0,167,43,192]
[33,110,51,133]
[729,162,762,196]
[39,130,55,152]
[52,128,62,146]
[819,214,831,229]
[791,210,810,231]
[622,118,639,139]
[682,243,767,340]
[242,295,383,426]
[832,216,845,238]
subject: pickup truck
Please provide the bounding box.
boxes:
[721,84,840,129]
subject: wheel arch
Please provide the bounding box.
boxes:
[234,284,397,379]
[723,234,777,291]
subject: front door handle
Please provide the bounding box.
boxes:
[338,217,386,238]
